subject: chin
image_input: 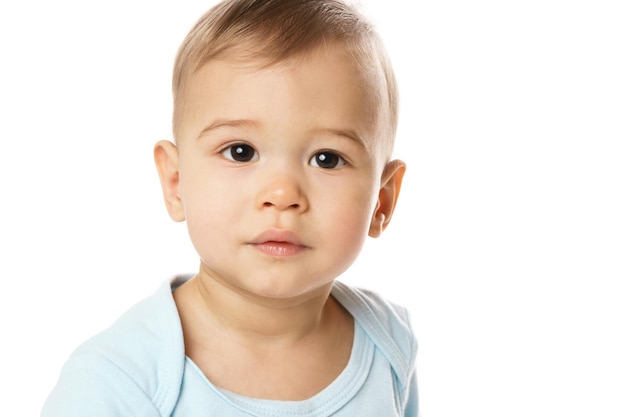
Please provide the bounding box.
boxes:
[241,276,332,303]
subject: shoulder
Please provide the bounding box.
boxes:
[41,277,188,417]
[332,281,417,388]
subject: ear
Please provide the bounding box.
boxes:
[154,140,185,222]
[368,160,406,238]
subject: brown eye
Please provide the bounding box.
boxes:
[221,144,258,162]
[309,151,346,169]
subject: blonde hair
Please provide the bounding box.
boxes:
[172,0,398,159]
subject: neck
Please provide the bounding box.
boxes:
[173,265,355,401]
[180,267,338,348]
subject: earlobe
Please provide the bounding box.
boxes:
[154,140,185,222]
[368,160,406,238]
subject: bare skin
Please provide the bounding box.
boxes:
[174,274,354,400]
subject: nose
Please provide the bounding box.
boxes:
[255,171,308,212]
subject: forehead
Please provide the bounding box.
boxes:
[179,44,386,151]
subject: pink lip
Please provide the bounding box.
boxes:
[248,230,308,257]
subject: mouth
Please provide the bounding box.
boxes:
[248,230,309,257]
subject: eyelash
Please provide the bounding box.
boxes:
[219,143,347,170]
[220,143,259,163]
[309,151,347,169]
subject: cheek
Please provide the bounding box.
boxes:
[180,174,244,249]
[334,205,373,242]
[180,162,244,214]
[318,203,372,279]
[322,182,377,244]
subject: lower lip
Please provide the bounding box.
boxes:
[251,241,307,257]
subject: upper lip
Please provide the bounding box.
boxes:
[248,229,306,246]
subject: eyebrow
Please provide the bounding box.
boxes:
[196,119,368,149]
[311,127,368,150]
[196,119,260,140]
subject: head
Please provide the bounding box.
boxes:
[155,0,405,300]
[172,0,399,163]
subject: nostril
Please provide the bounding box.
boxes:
[263,201,300,209]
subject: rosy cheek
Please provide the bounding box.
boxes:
[333,204,372,238]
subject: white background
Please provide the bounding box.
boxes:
[1,1,624,416]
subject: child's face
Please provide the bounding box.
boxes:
[156,44,404,300]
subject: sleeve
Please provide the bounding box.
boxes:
[40,353,161,417]
[396,304,418,417]
[404,369,419,417]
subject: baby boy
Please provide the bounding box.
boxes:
[42,1,417,415]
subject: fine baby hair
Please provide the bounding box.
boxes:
[171,0,399,160]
